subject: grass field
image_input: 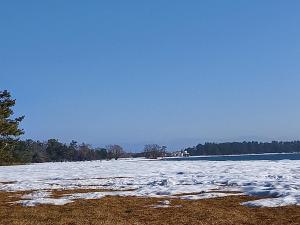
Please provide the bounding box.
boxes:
[1,190,300,225]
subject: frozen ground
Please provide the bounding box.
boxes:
[0,158,299,207]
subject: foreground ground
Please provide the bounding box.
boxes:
[1,159,299,224]
[1,191,300,225]
[1,159,300,207]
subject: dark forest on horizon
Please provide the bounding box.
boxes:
[184,141,300,156]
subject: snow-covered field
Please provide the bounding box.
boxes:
[0,158,299,207]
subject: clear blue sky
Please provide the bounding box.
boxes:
[1,1,300,151]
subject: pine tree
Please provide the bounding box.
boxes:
[0,90,24,165]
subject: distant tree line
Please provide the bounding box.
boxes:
[9,139,130,164]
[10,140,169,164]
[185,141,300,156]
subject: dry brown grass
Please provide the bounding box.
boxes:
[0,191,299,225]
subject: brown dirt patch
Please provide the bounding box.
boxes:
[0,191,299,225]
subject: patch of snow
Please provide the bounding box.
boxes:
[17,198,73,207]
[149,199,182,208]
[242,195,300,207]
[21,190,51,199]
[179,192,243,200]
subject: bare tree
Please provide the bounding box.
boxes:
[106,144,124,160]
[143,144,166,159]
